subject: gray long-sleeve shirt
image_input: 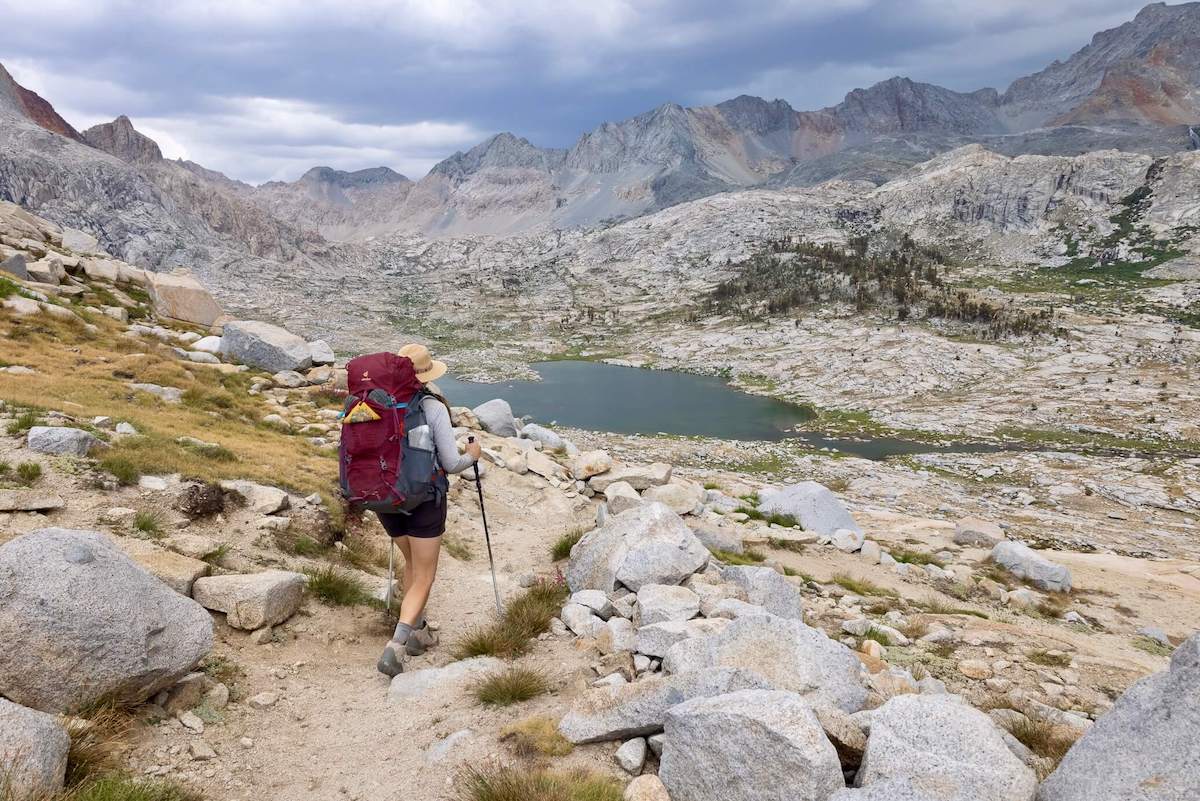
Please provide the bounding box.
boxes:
[422,397,476,475]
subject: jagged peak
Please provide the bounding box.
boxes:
[82,116,163,163]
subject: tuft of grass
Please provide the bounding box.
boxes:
[133,510,165,538]
[889,547,945,568]
[928,642,957,659]
[734,506,800,527]
[289,535,325,557]
[198,656,243,698]
[62,702,135,790]
[912,596,990,619]
[201,544,230,566]
[474,667,551,706]
[702,481,721,490]
[15,461,42,485]
[709,547,765,565]
[862,628,892,646]
[6,409,41,436]
[998,716,1079,779]
[455,767,622,801]
[99,455,140,486]
[833,573,899,598]
[767,537,805,553]
[444,533,473,561]
[456,580,568,659]
[1133,636,1173,657]
[1027,649,1072,667]
[900,617,931,640]
[500,717,574,758]
[304,565,372,606]
[550,526,587,562]
[69,774,204,801]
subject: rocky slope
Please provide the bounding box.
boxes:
[0,200,1196,800]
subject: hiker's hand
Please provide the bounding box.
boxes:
[465,440,482,461]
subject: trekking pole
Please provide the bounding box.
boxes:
[469,436,504,616]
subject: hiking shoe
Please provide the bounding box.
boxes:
[376,641,407,677]
[405,623,439,657]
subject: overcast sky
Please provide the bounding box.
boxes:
[1,0,1154,184]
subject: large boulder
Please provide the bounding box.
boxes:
[836,695,1036,801]
[0,529,213,713]
[61,227,101,254]
[663,614,868,713]
[567,502,709,593]
[308,339,336,365]
[24,258,65,285]
[644,480,704,516]
[636,618,728,659]
[572,449,613,480]
[192,570,305,630]
[0,699,70,801]
[954,517,1005,547]
[1037,632,1199,801]
[472,398,520,437]
[220,320,313,373]
[1,253,28,280]
[660,689,845,801]
[991,541,1072,593]
[26,425,100,456]
[758,481,861,535]
[521,423,565,451]
[636,584,701,626]
[605,481,644,515]
[721,565,805,619]
[148,271,223,327]
[590,463,673,492]
[557,668,769,743]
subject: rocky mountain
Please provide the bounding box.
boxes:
[364,3,1200,237]
[0,83,325,280]
[82,115,163,163]
[250,166,413,241]
[0,63,81,141]
[999,1,1200,128]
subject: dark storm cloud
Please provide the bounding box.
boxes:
[0,0,1153,183]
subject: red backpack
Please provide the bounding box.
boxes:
[338,352,446,514]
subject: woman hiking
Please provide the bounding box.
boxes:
[365,343,480,677]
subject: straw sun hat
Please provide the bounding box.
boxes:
[398,343,447,384]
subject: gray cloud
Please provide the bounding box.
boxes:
[0,0,1153,183]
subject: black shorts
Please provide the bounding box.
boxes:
[375,497,447,539]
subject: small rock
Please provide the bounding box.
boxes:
[958,659,993,680]
[248,692,278,709]
[616,737,647,774]
[177,711,204,733]
[623,774,670,801]
[189,741,216,761]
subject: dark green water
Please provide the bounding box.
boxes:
[436,360,1006,460]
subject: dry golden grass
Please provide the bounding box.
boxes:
[0,308,342,527]
[455,767,621,801]
[474,667,551,706]
[500,717,574,758]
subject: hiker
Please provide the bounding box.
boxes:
[339,343,481,677]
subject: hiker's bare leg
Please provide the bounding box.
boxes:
[395,535,413,595]
[399,535,442,627]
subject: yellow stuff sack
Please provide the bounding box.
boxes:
[345,401,381,424]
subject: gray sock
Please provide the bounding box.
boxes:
[392,621,413,644]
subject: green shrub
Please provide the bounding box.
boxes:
[304,565,372,606]
[456,767,622,801]
[550,526,587,561]
[133,510,165,538]
[71,774,203,801]
[100,455,141,486]
[456,580,568,659]
[474,667,550,706]
[708,547,765,566]
[15,461,41,485]
[6,410,40,436]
